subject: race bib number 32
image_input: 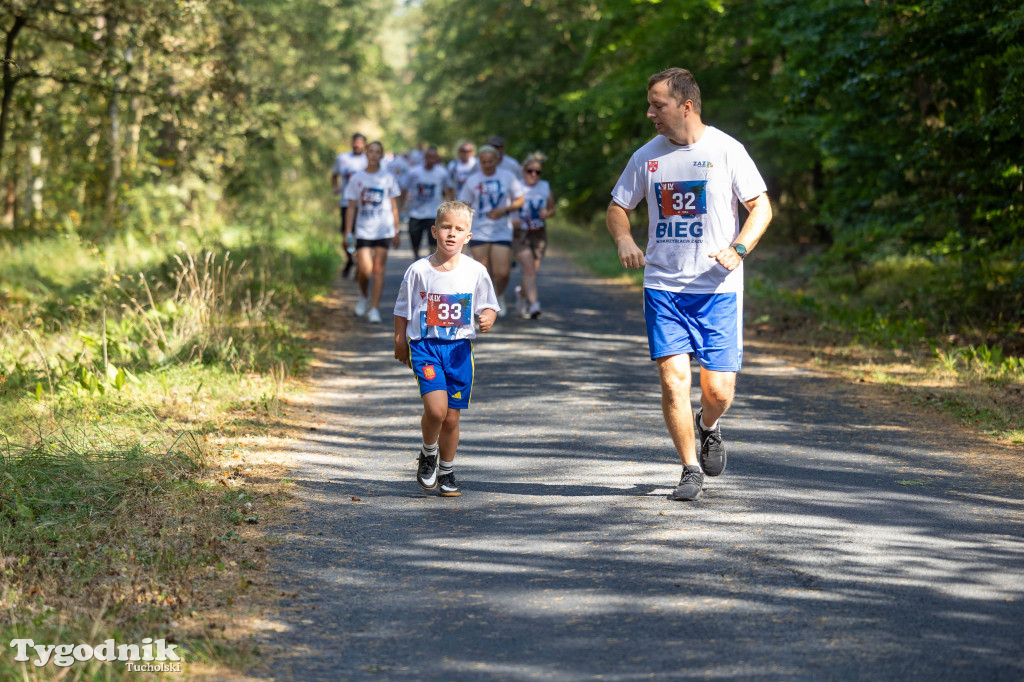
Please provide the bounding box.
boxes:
[656,180,707,219]
[426,293,472,327]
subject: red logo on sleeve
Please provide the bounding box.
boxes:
[648,160,659,173]
[422,364,437,381]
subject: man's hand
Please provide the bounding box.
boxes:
[392,233,401,248]
[486,208,504,220]
[478,308,497,333]
[607,201,644,270]
[616,237,645,270]
[708,246,743,271]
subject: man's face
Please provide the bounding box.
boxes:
[352,136,366,154]
[425,148,441,168]
[479,153,498,175]
[458,144,474,161]
[647,81,689,141]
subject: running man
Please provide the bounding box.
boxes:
[487,135,524,181]
[447,141,478,195]
[331,133,368,278]
[403,146,455,260]
[607,67,772,501]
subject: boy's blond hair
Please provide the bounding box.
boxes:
[435,200,475,226]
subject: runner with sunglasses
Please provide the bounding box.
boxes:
[512,153,554,319]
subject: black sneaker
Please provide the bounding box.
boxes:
[417,451,438,490]
[438,472,461,497]
[695,408,727,477]
[669,465,704,501]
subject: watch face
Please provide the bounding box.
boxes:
[733,243,746,256]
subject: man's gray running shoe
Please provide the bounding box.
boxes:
[438,472,461,497]
[695,408,727,476]
[417,452,438,490]
[669,465,704,501]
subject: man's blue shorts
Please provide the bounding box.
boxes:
[409,338,474,409]
[644,289,743,371]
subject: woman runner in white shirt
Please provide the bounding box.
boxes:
[512,152,554,318]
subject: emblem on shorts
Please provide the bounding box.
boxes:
[422,364,436,380]
[648,160,659,173]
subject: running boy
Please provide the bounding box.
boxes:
[394,200,500,497]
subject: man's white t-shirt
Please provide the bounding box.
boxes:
[447,158,478,194]
[394,256,500,341]
[517,179,552,231]
[403,164,453,220]
[332,152,368,207]
[610,126,767,294]
[458,170,525,242]
[343,170,402,240]
[498,154,523,180]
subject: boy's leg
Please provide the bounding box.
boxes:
[438,408,461,463]
[699,369,735,426]
[421,390,448,444]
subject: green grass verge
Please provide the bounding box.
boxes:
[0,198,341,678]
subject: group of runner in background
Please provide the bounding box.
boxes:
[330,134,555,324]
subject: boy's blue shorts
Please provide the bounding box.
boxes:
[409,338,474,409]
[644,289,743,371]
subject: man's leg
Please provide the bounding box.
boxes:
[699,368,736,425]
[656,354,698,466]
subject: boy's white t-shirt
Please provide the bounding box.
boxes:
[610,126,767,293]
[403,164,453,220]
[458,170,525,242]
[394,255,500,341]
[343,169,402,240]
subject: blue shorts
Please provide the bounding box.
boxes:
[644,289,743,371]
[409,338,474,409]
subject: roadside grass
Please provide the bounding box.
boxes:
[550,216,1024,446]
[0,199,340,678]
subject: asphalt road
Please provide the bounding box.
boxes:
[254,243,1024,681]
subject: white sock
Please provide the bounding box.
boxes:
[438,460,454,475]
[422,441,438,456]
[701,415,719,431]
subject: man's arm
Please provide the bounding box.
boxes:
[708,191,772,271]
[607,200,644,270]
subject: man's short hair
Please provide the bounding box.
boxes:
[478,145,500,160]
[487,135,505,147]
[436,200,474,226]
[352,133,367,142]
[648,68,702,115]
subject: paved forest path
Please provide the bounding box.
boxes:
[253,244,1024,681]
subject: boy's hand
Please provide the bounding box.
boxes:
[394,339,410,366]
[394,316,410,366]
[478,308,497,333]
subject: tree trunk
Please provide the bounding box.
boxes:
[104,13,123,223]
[1,15,28,226]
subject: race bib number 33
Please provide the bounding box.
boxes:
[426,293,472,327]
[656,180,707,219]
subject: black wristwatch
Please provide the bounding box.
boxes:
[731,243,747,259]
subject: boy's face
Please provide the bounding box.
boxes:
[432,212,472,256]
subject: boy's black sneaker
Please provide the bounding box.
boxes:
[438,472,461,497]
[695,408,727,476]
[669,465,704,501]
[417,452,438,490]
